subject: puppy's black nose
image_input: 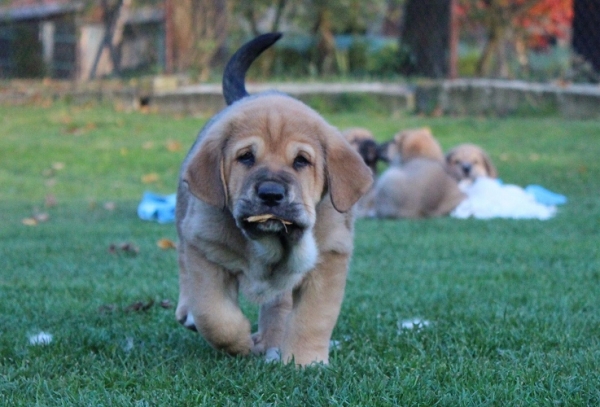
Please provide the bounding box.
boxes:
[461,163,472,175]
[257,181,286,206]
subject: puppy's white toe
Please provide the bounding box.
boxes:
[180,313,197,331]
[265,347,281,363]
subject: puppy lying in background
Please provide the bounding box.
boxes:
[379,127,444,165]
[373,159,465,218]
[446,143,497,182]
[369,127,464,219]
[342,127,379,175]
[175,33,372,366]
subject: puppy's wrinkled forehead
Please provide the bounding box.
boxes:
[226,95,325,160]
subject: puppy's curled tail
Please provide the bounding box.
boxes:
[222,32,282,106]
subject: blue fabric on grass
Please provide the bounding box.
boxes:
[137,191,176,223]
[524,185,567,206]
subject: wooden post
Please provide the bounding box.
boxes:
[449,0,459,79]
[164,0,174,74]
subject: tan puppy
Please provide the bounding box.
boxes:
[370,128,463,219]
[372,158,465,218]
[446,143,498,182]
[381,127,444,165]
[175,33,372,366]
[342,127,374,148]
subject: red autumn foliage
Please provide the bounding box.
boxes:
[458,0,573,50]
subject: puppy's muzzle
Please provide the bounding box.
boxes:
[461,163,472,176]
[235,174,309,242]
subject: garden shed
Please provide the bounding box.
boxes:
[0,2,164,80]
[0,2,82,79]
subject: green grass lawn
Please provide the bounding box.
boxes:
[1,101,599,405]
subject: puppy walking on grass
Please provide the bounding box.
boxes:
[175,33,373,366]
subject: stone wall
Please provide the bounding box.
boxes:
[416,79,600,119]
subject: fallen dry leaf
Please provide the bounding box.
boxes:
[108,242,139,256]
[125,299,154,312]
[45,194,57,207]
[103,202,116,211]
[157,238,176,250]
[42,168,55,177]
[22,218,38,226]
[98,304,117,313]
[166,140,182,152]
[142,141,154,150]
[64,122,96,136]
[160,299,173,309]
[45,178,57,187]
[141,173,159,184]
[34,213,49,223]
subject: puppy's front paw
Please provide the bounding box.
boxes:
[265,347,281,363]
[252,334,281,362]
[176,305,197,331]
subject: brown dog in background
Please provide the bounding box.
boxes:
[175,33,372,366]
[369,127,464,218]
[445,143,498,182]
[342,127,379,175]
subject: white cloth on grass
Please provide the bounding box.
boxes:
[451,177,557,220]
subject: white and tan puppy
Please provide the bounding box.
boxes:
[446,143,498,182]
[175,33,372,366]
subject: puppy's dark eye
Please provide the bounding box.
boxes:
[293,155,311,170]
[237,151,255,166]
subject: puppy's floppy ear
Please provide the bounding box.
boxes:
[324,127,374,213]
[182,125,229,208]
[481,150,498,178]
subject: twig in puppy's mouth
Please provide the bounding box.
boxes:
[244,214,292,233]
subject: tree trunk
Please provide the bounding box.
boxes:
[400,0,450,78]
[573,0,600,72]
[475,25,503,77]
[168,0,228,79]
[313,7,337,76]
[89,0,127,79]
